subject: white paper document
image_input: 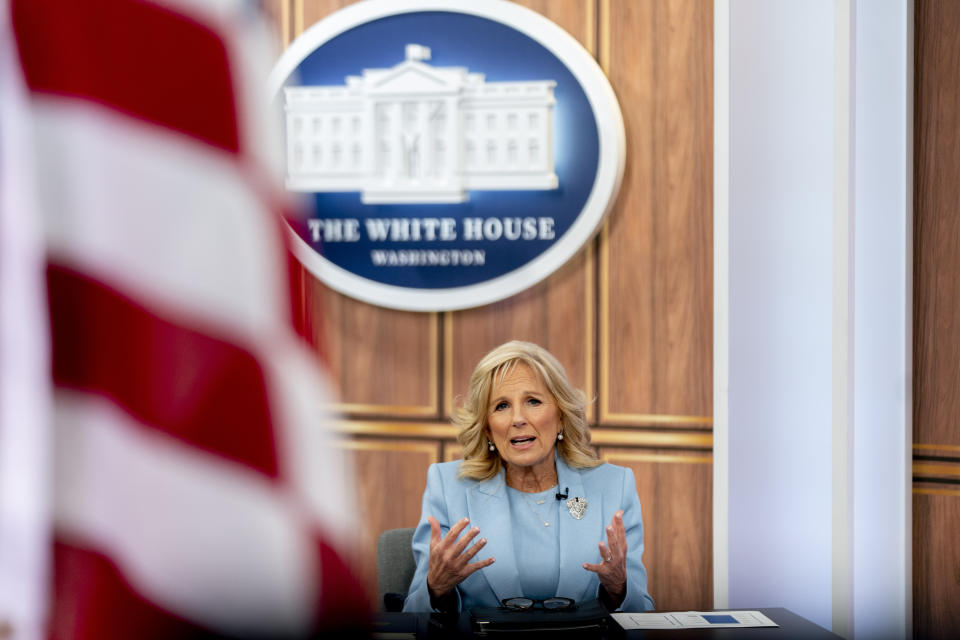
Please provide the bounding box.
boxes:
[611,610,779,630]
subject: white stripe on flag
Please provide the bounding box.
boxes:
[53,390,316,636]
[262,337,356,544]
[33,98,288,341]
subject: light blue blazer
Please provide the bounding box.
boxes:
[403,453,655,612]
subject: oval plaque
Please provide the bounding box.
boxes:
[269,0,625,311]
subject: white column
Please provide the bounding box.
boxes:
[850,1,912,638]
[714,1,911,637]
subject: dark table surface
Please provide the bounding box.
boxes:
[368,607,843,639]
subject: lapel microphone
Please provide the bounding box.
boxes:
[555,487,569,501]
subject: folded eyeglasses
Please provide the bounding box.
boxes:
[500,597,575,611]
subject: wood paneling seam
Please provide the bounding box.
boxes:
[334,439,439,458]
[913,443,960,452]
[428,312,439,413]
[913,463,960,478]
[294,0,303,38]
[912,487,960,497]
[601,452,712,464]
[586,241,596,423]
[333,403,439,417]
[601,412,713,426]
[443,311,454,417]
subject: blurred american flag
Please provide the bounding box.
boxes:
[0,0,365,637]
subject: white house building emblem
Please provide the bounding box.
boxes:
[269,0,626,311]
[284,44,558,204]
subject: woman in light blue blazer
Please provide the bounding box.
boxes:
[403,341,654,613]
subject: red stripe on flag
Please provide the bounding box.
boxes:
[314,536,370,630]
[50,541,225,640]
[11,0,240,153]
[47,264,279,478]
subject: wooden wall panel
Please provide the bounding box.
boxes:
[914,2,960,637]
[310,282,439,416]
[601,449,713,611]
[296,0,357,38]
[513,0,596,50]
[913,491,960,639]
[914,0,960,450]
[445,0,597,421]
[335,439,439,609]
[600,0,712,426]
[443,444,462,462]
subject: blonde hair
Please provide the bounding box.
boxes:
[455,340,601,481]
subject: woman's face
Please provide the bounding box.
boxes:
[486,361,561,474]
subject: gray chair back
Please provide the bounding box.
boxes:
[376,527,416,611]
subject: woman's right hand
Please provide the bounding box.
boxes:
[426,516,495,600]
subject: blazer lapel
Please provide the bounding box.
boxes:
[467,471,523,604]
[554,455,602,601]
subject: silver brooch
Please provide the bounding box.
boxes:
[566,496,587,520]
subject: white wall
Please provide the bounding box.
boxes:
[714,1,911,637]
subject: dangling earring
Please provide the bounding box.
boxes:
[488,439,495,452]
[557,432,564,441]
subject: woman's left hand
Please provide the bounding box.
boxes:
[582,510,627,606]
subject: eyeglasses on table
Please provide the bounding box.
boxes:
[500,597,575,611]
